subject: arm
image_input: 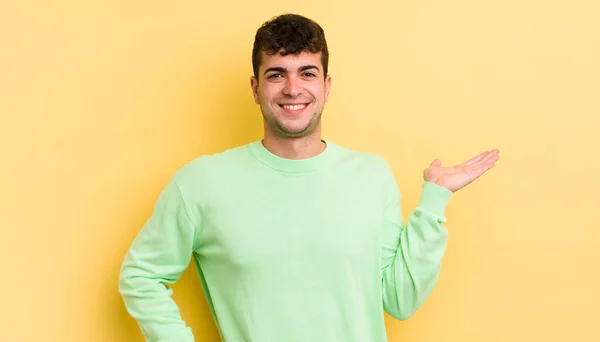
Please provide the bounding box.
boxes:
[118,178,200,342]
[380,148,499,319]
[381,176,452,320]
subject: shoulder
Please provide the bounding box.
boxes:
[327,140,393,175]
[327,141,399,202]
[170,142,253,188]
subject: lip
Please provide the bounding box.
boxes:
[278,102,310,115]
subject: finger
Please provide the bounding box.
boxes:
[466,149,499,166]
[480,150,500,165]
[467,163,494,179]
[463,151,489,166]
[472,157,498,173]
[430,159,442,168]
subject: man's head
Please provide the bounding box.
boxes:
[252,14,329,80]
[250,14,331,139]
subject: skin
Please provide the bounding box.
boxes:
[250,50,500,191]
[250,50,331,160]
[425,150,500,192]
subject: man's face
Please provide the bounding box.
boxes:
[251,51,331,139]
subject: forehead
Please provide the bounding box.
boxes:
[259,50,323,71]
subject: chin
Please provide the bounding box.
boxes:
[279,127,310,137]
[279,122,319,137]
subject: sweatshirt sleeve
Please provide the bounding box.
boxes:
[380,164,453,320]
[118,177,200,342]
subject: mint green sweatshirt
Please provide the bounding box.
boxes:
[118,139,453,342]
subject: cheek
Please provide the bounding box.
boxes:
[309,84,325,96]
[260,87,278,102]
[310,91,324,103]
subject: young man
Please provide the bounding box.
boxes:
[118,14,499,342]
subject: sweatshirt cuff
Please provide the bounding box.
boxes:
[416,181,453,218]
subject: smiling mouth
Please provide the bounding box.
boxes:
[279,103,308,111]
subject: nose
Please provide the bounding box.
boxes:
[283,77,301,97]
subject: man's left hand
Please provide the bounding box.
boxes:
[423,149,500,192]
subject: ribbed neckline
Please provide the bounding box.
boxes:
[247,139,337,174]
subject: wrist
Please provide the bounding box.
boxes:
[417,182,453,217]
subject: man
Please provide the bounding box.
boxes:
[118,13,500,342]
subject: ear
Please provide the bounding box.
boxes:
[324,74,332,102]
[250,76,259,104]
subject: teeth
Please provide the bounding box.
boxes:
[282,104,306,111]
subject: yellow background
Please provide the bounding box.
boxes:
[2,0,599,341]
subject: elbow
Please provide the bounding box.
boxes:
[384,302,419,321]
[389,310,415,321]
[383,290,420,321]
[117,267,127,292]
[382,286,425,321]
[117,260,138,297]
[117,266,130,298]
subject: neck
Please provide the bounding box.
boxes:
[261,132,326,160]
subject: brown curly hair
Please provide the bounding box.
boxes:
[252,14,329,79]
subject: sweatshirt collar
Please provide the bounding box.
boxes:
[247,139,336,174]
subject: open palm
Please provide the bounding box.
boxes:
[424,149,500,192]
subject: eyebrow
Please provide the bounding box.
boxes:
[263,65,320,75]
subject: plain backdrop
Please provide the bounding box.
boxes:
[1,0,599,341]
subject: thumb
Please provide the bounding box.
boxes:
[430,159,442,168]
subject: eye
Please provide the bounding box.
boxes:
[303,72,316,78]
[267,73,282,79]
